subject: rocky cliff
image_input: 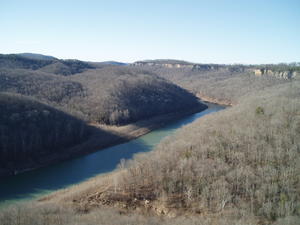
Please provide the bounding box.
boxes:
[133,60,248,72]
[133,60,193,69]
[253,69,299,79]
[133,59,299,80]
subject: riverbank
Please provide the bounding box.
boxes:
[196,93,234,106]
[0,103,208,178]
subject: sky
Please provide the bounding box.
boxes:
[0,0,299,64]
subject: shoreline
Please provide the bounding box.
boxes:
[196,93,234,106]
[0,104,208,178]
[36,101,226,210]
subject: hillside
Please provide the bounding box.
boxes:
[13,80,299,225]
[18,53,57,60]
[133,60,298,105]
[0,54,94,75]
[0,57,299,224]
[0,59,206,125]
[0,54,54,70]
[0,68,86,105]
[108,81,300,222]
[0,55,207,176]
[70,66,205,125]
[0,93,90,177]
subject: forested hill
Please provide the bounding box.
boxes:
[133,60,299,105]
[0,54,206,176]
[0,54,95,75]
[0,64,205,125]
[0,54,207,125]
[69,67,204,125]
[0,93,90,177]
[18,53,58,60]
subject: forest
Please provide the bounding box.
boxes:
[133,61,292,105]
[110,81,300,224]
[0,54,206,176]
[3,79,296,225]
[0,93,90,176]
[0,54,299,225]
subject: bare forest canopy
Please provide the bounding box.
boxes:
[0,54,206,176]
[105,80,300,224]
[0,53,299,224]
[132,60,300,104]
[2,81,298,225]
[10,80,297,225]
[0,93,90,176]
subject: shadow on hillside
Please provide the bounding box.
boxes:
[0,102,215,206]
[0,125,148,205]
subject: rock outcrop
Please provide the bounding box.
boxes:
[133,60,248,72]
[133,60,193,69]
[253,69,299,79]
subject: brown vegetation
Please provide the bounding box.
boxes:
[134,64,289,105]
[1,56,299,224]
[0,55,205,125]
[70,66,204,124]
[107,81,300,223]
[13,81,298,225]
[0,93,90,177]
[0,55,206,176]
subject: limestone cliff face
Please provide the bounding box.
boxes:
[133,61,247,72]
[133,60,299,80]
[253,69,299,79]
[133,61,193,69]
[134,61,223,71]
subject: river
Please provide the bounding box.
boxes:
[0,103,225,207]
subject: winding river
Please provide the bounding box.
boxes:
[0,103,225,207]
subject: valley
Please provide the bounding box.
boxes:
[0,54,299,225]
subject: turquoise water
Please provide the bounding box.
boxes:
[0,104,225,207]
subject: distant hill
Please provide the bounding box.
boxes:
[18,53,57,60]
[0,68,86,105]
[0,54,95,75]
[133,60,295,105]
[86,61,127,69]
[134,59,193,65]
[39,59,95,75]
[99,61,127,66]
[0,54,54,70]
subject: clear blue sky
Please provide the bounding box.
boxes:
[0,0,299,63]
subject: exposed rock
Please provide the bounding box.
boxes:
[133,61,193,69]
[254,69,263,76]
[253,69,298,79]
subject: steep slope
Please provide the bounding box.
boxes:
[0,68,86,110]
[71,66,206,125]
[0,57,207,176]
[38,59,95,75]
[0,65,206,125]
[0,93,90,176]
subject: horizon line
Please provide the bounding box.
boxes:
[2,52,300,66]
